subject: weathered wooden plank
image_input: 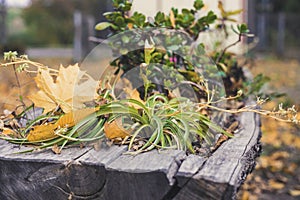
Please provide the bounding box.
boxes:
[0,142,90,163]
[0,141,126,199]
[0,108,261,200]
[176,154,207,187]
[173,112,261,200]
[79,145,127,166]
[98,150,186,200]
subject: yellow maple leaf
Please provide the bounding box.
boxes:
[28,64,98,114]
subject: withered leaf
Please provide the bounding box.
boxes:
[289,189,300,197]
[170,10,176,28]
[27,108,98,142]
[123,88,145,109]
[51,144,61,154]
[27,123,58,142]
[104,118,131,139]
[55,108,97,128]
[28,64,98,114]
[268,179,285,190]
[1,127,18,137]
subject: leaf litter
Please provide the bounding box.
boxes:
[238,59,300,200]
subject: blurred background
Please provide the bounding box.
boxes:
[0,1,299,199]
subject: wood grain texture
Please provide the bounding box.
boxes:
[0,110,261,200]
[173,111,262,200]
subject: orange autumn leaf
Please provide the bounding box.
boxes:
[55,108,97,128]
[104,118,130,139]
[268,179,285,190]
[28,64,98,114]
[27,123,58,142]
[26,108,97,142]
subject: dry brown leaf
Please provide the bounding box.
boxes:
[56,112,76,128]
[27,123,58,142]
[268,179,285,190]
[170,10,176,28]
[270,151,290,160]
[51,144,61,154]
[284,162,297,174]
[0,120,4,129]
[55,108,97,128]
[212,121,239,151]
[28,64,98,114]
[27,108,98,142]
[123,88,145,109]
[289,189,300,196]
[104,118,130,139]
[240,191,250,200]
[1,127,18,137]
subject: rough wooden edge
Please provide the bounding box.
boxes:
[0,107,261,200]
[173,111,262,200]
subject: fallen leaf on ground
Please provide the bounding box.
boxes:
[284,163,297,174]
[27,123,57,142]
[270,151,290,160]
[289,189,300,196]
[104,118,131,139]
[28,64,98,114]
[268,179,285,190]
[240,191,250,200]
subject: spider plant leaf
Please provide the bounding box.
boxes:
[136,130,158,153]
[144,116,163,151]
[128,124,151,150]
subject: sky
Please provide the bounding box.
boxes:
[6,0,30,7]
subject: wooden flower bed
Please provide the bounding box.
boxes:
[0,110,261,200]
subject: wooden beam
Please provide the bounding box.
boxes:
[0,105,261,199]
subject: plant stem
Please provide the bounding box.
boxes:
[198,103,296,123]
[216,34,242,63]
[12,63,21,93]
